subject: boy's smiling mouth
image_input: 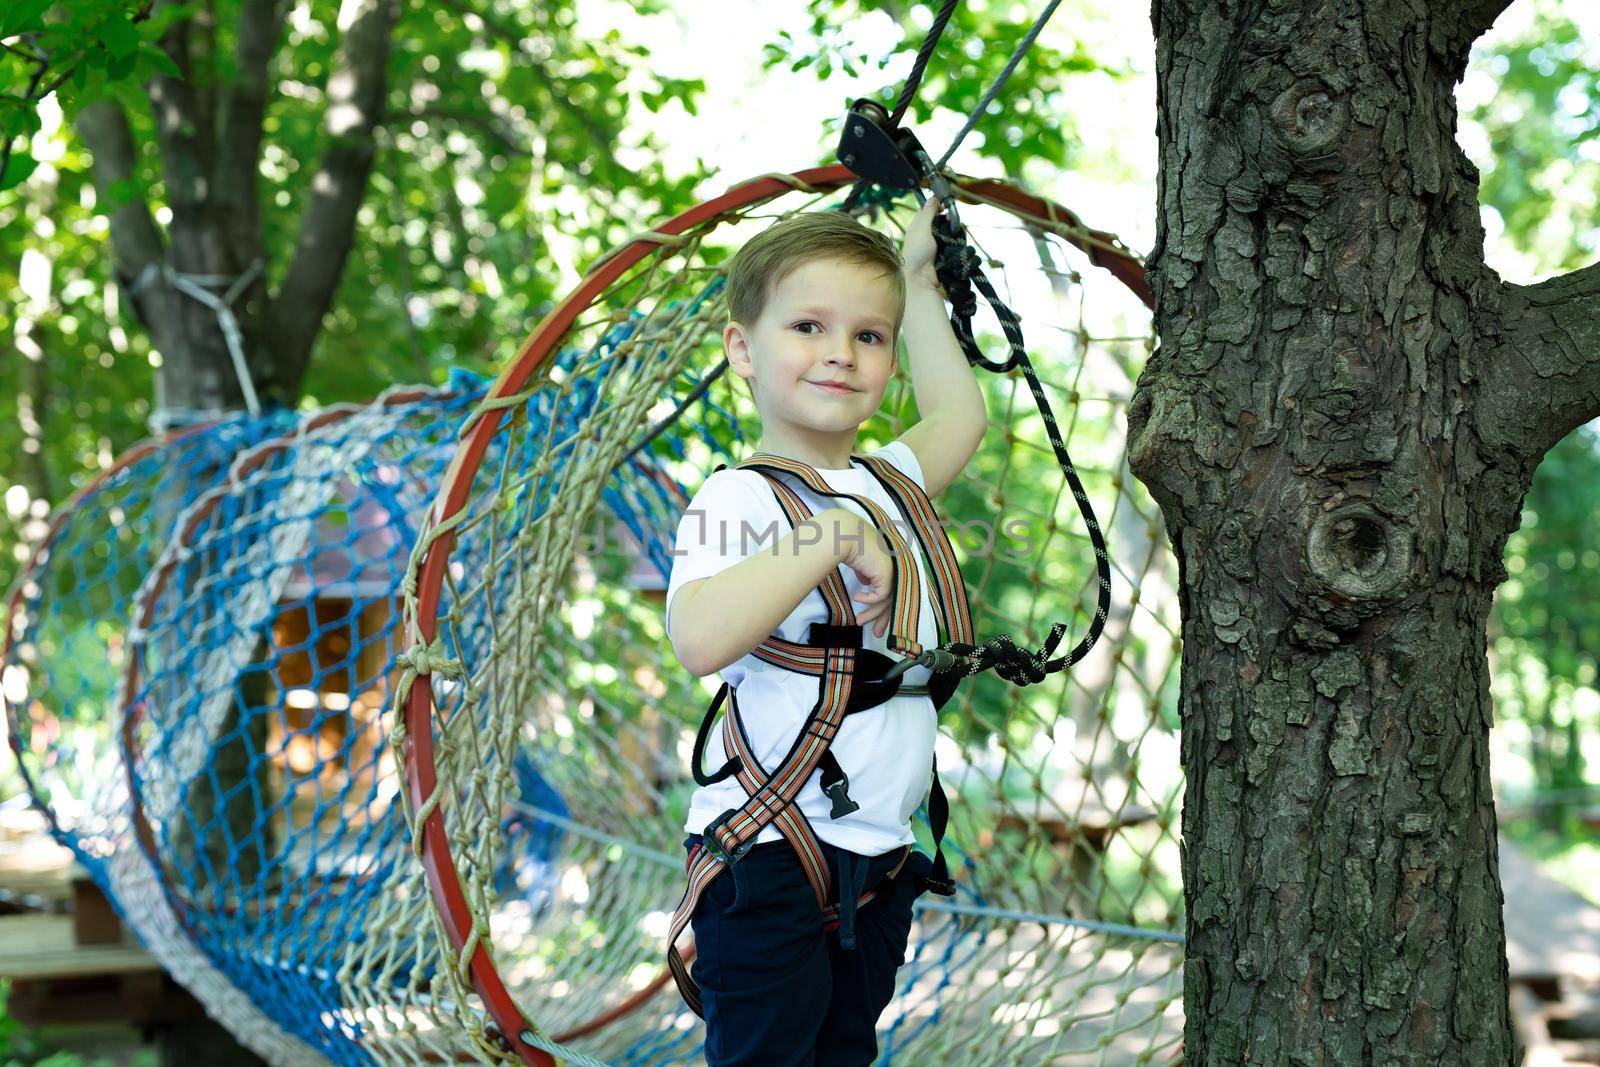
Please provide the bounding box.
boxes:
[809,380,858,394]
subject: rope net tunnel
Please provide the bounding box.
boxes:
[2,168,1183,1066]
[3,356,736,1064]
[389,166,1186,1066]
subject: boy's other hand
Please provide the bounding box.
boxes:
[833,510,898,639]
[901,197,944,290]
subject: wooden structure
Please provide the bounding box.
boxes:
[1501,836,1600,1066]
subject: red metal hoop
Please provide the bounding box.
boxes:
[402,164,1152,1065]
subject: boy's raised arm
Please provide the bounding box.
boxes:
[669,508,860,678]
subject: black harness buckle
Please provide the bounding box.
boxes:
[823,777,860,819]
[700,809,757,866]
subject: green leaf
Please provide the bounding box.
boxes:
[0,0,51,39]
[3,106,43,140]
[105,52,137,81]
[0,151,39,191]
[100,13,142,59]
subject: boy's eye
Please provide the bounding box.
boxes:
[793,322,884,344]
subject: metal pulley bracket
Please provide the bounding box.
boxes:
[836,98,929,190]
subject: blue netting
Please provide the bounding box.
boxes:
[121,385,491,1063]
[3,410,296,882]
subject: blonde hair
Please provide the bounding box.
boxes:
[725,211,905,335]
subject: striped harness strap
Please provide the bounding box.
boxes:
[667,450,973,1017]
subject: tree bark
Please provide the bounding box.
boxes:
[260,0,401,404]
[1127,2,1600,1062]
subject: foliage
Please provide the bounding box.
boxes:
[0,0,176,191]
[1491,425,1600,839]
[0,977,154,1065]
[1465,0,1600,276]
[0,0,711,596]
[782,0,1124,182]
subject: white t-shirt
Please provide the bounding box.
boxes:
[665,441,941,856]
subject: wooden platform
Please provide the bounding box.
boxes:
[1502,836,1600,989]
[0,912,157,981]
[0,804,74,911]
[1501,836,1600,1067]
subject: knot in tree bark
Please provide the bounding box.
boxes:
[1271,79,1348,157]
[1305,504,1412,601]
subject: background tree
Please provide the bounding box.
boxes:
[0,0,709,592]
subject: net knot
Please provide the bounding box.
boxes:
[397,640,464,680]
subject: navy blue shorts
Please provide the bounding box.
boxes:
[683,833,934,1067]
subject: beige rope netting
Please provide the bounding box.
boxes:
[369,166,1185,1066]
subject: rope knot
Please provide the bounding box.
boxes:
[397,639,465,680]
[979,634,1051,686]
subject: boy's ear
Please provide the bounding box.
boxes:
[723,321,754,381]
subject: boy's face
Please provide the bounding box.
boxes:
[723,255,900,463]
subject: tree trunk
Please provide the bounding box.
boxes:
[1124,2,1592,1062]
[75,0,400,414]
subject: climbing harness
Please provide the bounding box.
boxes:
[667,449,972,1017]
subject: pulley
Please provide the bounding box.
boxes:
[835,98,929,191]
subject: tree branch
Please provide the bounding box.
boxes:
[262,0,401,404]
[1481,262,1600,458]
[74,99,176,334]
[149,0,213,272]
[419,103,525,156]
[214,0,284,259]
[1456,0,1519,48]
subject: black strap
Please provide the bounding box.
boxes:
[690,684,741,786]
[923,755,956,896]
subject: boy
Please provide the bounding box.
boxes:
[664,198,986,1067]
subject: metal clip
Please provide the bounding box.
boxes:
[700,809,756,866]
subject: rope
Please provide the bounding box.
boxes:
[840,0,962,217]
[888,0,962,127]
[129,259,266,418]
[876,209,1113,689]
[837,0,1113,689]
[934,0,1064,168]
